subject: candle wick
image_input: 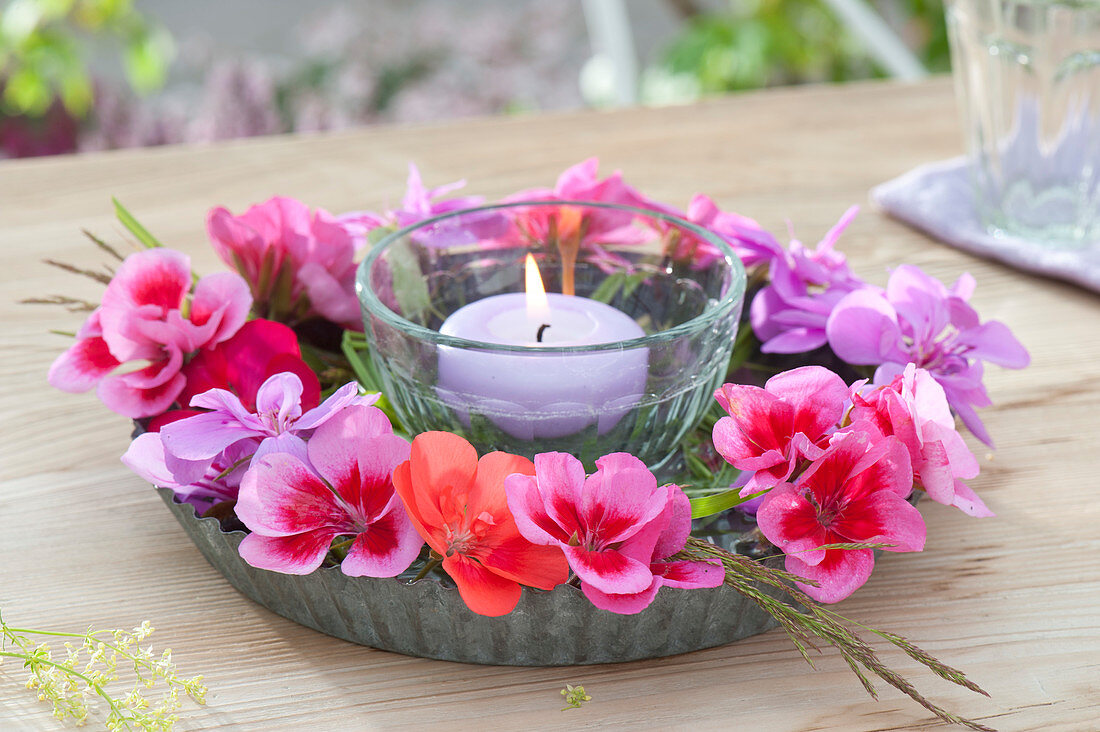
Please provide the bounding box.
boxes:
[536,323,551,343]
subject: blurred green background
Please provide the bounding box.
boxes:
[0,0,949,158]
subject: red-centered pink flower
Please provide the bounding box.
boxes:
[391,432,570,617]
[713,365,849,495]
[206,196,361,329]
[849,364,988,517]
[234,406,422,576]
[48,248,251,418]
[757,430,925,603]
[505,452,723,615]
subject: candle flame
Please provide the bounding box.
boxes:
[525,253,551,325]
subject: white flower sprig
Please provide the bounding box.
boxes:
[0,611,207,730]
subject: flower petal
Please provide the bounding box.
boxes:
[97,369,186,419]
[238,530,339,575]
[578,452,664,546]
[235,453,348,537]
[957,320,1030,369]
[950,480,995,518]
[504,473,573,546]
[581,577,662,615]
[442,554,522,617]
[341,509,423,578]
[562,545,654,595]
[785,548,875,603]
[826,288,906,365]
[650,487,693,561]
[160,409,263,461]
[101,249,191,312]
[765,365,848,439]
[292,381,377,432]
[756,483,830,566]
[48,334,121,393]
[470,450,535,523]
[654,558,725,589]
[188,271,253,347]
[478,534,569,590]
[530,451,587,537]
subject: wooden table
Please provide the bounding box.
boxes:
[2,78,1097,731]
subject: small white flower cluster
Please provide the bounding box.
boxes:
[1,614,207,730]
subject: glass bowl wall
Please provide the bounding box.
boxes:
[356,201,746,470]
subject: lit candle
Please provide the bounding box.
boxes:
[437,255,648,440]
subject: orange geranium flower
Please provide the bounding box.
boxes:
[391,432,570,617]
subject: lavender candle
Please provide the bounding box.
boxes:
[437,256,648,440]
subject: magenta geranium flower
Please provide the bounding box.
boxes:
[176,318,320,413]
[235,405,422,576]
[125,374,376,489]
[826,265,1030,445]
[206,196,361,329]
[756,430,925,603]
[712,365,849,495]
[48,248,251,418]
[504,452,723,614]
[750,207,868,354]
[849,364,989,516]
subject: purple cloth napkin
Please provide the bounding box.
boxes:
[872,157,1100,293]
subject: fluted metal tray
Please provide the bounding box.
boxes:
[158,488,783,665]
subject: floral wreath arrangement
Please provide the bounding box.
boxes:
[38,159,1029,730]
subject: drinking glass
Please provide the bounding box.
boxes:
[946,0,1100,245]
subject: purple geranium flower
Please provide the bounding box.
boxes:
[826,265,1029,445]
[337,163,507,248]
[123,373,377,490]
[750,207,869,354]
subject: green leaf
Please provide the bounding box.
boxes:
[589,271,625,304]
[367,225,396,247]
[112,198,161,249]
[689,486,768,519]
[387,239,431,323]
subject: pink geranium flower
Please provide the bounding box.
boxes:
[505,158,646,237]
[48,248,251,418]
[756,430,925,603]
[206,196,361,329]
[712,366,849,495]
[750,207,868,354]
[235,405,422,576]
[504,452,723,614]
[826,265,1030,445]
[849,364,989,517]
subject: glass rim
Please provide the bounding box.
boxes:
[356,200,747,354]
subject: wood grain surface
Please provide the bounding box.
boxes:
[1,78,1097,731]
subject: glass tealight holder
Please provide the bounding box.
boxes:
[356,201,746,471]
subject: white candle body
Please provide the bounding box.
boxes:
[437,293,648,440]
